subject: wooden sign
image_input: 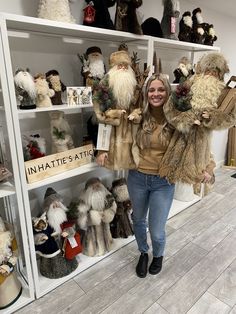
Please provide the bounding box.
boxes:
[25,144,94,184]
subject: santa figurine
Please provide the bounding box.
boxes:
[76,177,117,257]
[92,50,143,170]
[161,0,180,40]
[14,68,36,109]
[34,73,55,108]
[173,56,194,84]
[37,0,76,23]
[110,178,133,239]
[0,217,22,310]
[45,69,66,106]
[78,46,106,87]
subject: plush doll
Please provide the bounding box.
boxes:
[83,0,116,29]
[14,68,36,109]
[76,177,117,256]
[78,46,106,87]
[37,0,76,23]
[204,24,217,46]
[141,17,163,38]
[173,56,194,84]
[178,11,192,42]
[161,0,180,40]
[0,217,22,310]
[34,73,55,108]
[45,70,66,106]
[49,110,74,153]
[110,178,133,238]
[114,0,143,35]
[159,52,236,186]
[191,8,205,44]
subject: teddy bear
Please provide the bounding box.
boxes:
[204,24,217,46]
[178,11,192,42]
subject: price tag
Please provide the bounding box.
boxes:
[96,123,112,151]
[68,236,78,248]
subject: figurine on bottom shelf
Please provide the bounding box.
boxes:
[49,110,74,153]
[110,178,133,238]
[32,212,78,279]
[173,57,194,84]
[14,68,36,109]
[34,73,55,108]
[37,0,76,23]
[45,70,66,106]
[0,217,22,310]
[23,134,46,161]
[76,177,117,256]
[161,0,180,40]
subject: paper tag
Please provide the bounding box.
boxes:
[171,17,176,33]
[68,236,78,248]
[96,123,112,151]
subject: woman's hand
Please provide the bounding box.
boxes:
[96,152,108,167]
[202,111,210,119]
[202,170,212,183]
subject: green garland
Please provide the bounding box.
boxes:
[92,76,116,112]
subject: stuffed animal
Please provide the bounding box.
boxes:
[45,70,66,106]
[49,110,74,153]
[83,0,116,29]
[204,24,217,46]
[173,57,194,84]
[161,0,180,40]
[110,178,133,238]
[114,0,143,35]
[0,217,22,310]
[14,68,36,110]
[37,0,76,23]
[76,177,117,256]
[191,8,205,44]
[178,11,192,42]
[34,73,55,108]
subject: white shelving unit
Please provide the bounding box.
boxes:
[0,12,220,300]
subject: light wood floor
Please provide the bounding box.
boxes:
[17,168,236,314]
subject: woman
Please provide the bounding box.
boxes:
[127,74,175,278]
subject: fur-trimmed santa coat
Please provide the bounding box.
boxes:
[93,74,142,170]
[159,74,236,184]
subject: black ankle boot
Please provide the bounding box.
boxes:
[149,256,163,275]
[136,253,148,278]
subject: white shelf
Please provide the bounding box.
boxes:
[18,103,92,115]
[0,181,15,197]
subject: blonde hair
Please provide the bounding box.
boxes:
[137,74,171,148]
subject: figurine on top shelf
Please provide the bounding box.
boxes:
[204,24,217,46]
[173,57,194,84]
[34,73,55,108]
[76,177,117,256]
[161,0,180,40]
[78,46,106,88]
[49,110,75,153]
[0,217,22,310]
[45,70,66,106]
[191,8,206,44]
[114,0,143,35]
[141,17,163,38]
[83,0,116,30]
[37,0,76,23]
[178,11,192,42]
[14,68,36,110]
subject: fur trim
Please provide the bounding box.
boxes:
[89,210,102,226]
[47,205,67,233]
[0,231,12,264]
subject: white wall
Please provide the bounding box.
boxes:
[0,0,235,166]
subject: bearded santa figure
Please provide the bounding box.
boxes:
[14,69,36,109]
[92,50,142,170]
[0,217,22,310]
[80,46,106,87]
[76,177,117,256]
[45,69,66,106]
[34,73,55,108]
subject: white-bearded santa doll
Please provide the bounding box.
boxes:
[76,177,117,257]
[14,68,36,109]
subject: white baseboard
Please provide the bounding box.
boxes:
[216,159,225,169]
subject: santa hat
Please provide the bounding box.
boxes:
[141,18,163,38]
[86,46,102,56]
[199,52,229,79]
[109,51,131,68]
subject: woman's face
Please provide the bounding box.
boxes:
[147,79,167,107]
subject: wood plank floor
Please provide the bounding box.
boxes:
[17,168,236,314]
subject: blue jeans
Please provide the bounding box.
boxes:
[127,170,175,257]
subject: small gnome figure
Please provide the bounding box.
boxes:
[110,178,133,239]
[34,73,55,108]
[178,11,192,42]
[45,70,66,106]
[49,110,74,153]
[161,0,180,40]
[76,177,117,257]
[114,0,143,35]
[78,46,106,88]
[37,0,76,23]
[191,8,205,44]
[173,57,194,84]
[204,24,217,46]
[14,68,36,109]
[0,217,22,310]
